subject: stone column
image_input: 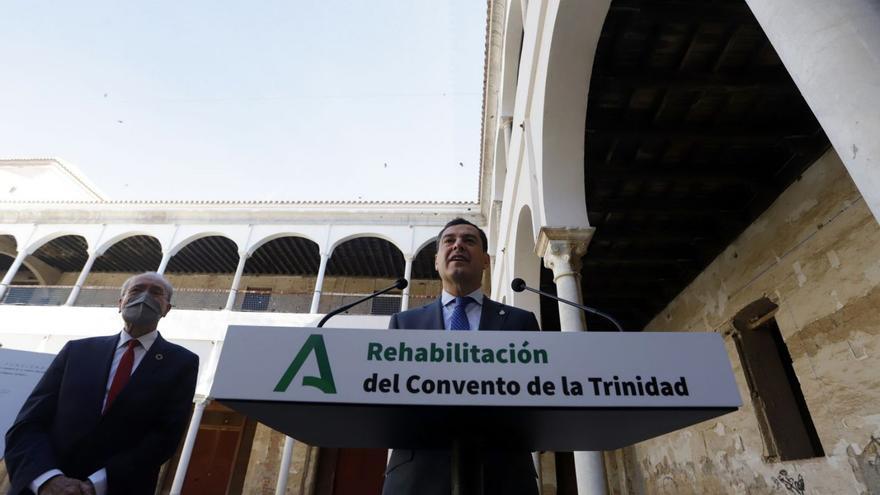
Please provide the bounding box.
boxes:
[169,397,209,495]
[537,227,607,495]
[400,256,413,311]
[0,250,28,301]
[64,250,99,306]
[156,251,172,275]
[744,0,880,222]
[275,438,296,495]
[310,252,330,314]
[224,252,248,311]
[277,253,330,494]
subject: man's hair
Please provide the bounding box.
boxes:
[438,218,489,253]
[120,272,174,301]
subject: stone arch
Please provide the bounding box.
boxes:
[26,229,93,255]
[169,232,241,258]
[164,235,240,310]
[412,239,439,280]
[536,0,610,228]
[84,235,164,287]
[247,232,321,257]
[165,236,240,275]
[0,234,40,285]
[245,236,320,275]
[326,236,405,279]
[94,230,165,257]
[29,235,90,286]
[320,236,407,314]
[511,205,541,317]
[327,232,405,258]
[500,0,524,118]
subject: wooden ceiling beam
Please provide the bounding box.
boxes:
[587,166,768,186]
[591,73,792,92]
[609,0,758,23]
[587,197,745,214]
[586,128,814,144]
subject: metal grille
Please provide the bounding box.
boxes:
[370,295,402,315]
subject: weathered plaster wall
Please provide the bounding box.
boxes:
[605,149,880,494]
[240,424,318,495]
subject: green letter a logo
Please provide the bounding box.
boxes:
[274,334,337,393]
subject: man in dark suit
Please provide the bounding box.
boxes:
[382,218,540,495]
[5,272,199,495]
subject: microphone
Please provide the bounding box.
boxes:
[511,278,624,332]
[317,278,408,328]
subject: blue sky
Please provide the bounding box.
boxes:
[0,1,486,202]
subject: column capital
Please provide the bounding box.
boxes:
[536,227,595,278]
[536,227,595,257]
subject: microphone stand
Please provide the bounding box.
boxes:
[317,279,407,328]
[512,279,624,331]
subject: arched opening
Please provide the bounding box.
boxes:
[0,235,38,286]
[165,236,240,310]
[409,239,442,308]
[512,206,541,318]
[320,237,407,315]
[3,235,88,305]
[75,235,164,307]
[580,0,830,331]
[235,236,321,313]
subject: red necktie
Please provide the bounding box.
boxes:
[104,339,139,414]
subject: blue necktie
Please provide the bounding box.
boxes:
[449,297,473,331]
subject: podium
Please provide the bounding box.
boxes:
[212,325,741,453]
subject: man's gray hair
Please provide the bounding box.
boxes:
[120,272,174,301]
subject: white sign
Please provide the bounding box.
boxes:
[0,348,55,456]
[213,326,740,408]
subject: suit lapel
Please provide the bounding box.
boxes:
[430,299,445,330]
[478,297,508,330]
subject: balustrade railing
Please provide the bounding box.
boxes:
[171,288,230,311]
[406,295,435,308]
[1,286,72,306]
[2,285,438,315]
[74,287,121,307]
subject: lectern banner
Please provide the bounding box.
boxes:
[212,326,739,409]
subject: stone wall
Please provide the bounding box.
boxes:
[241,424,319,495]
[605,149,880,494]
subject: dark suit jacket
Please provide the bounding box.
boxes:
[4,333,199,495]
[382,297,540,495]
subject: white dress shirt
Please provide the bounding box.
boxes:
[31,329,159,495]
[440,289,484,331]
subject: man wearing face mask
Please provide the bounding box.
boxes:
[4,272,199,495]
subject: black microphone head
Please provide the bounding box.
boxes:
[395,278,409,290]
[511,278,526,292]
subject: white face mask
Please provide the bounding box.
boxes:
[121,292,163,327]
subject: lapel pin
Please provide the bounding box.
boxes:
[499,310,506,315]
[155,353,164,361]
